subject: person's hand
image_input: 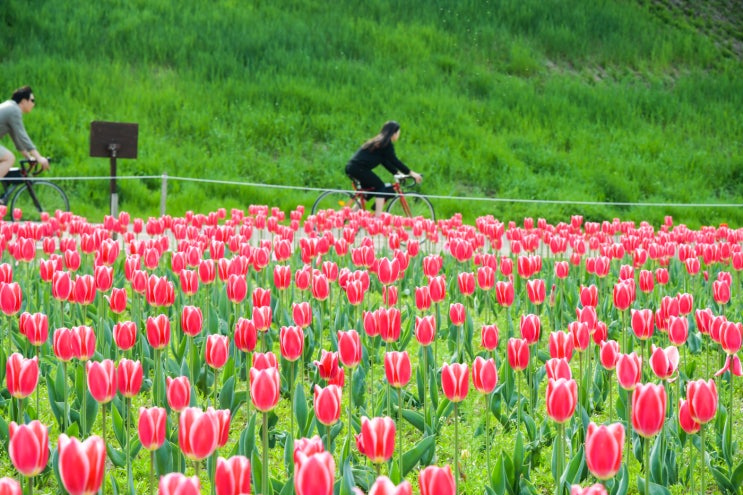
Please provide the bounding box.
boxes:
[411,171,423,184]
[38,157,50,170]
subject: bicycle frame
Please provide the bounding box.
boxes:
[348,176,406,209]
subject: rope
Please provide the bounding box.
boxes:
[16,174,743,209]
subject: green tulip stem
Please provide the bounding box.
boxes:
[397,386,403,479]
[346,366,353,450]
[102,403,107,495]
[35,346,40,418]
[485,393,491,488]
[62,361,68,432]
[126,397,132,486]
[422,347,428,434]
[454,401,460,494]
[608,371,614,424]
[517,371,522,431]
[689,432,695,494]
[290,360,296,438]
[189,336,196,388]
[81,366,87,436]
[213,366,219,409]
[28,476,33,495]
[150,449,155,495]
[644,436,650,495]
[155,348,162,407]
[262,411,270,495]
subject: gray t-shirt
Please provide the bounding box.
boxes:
[0,100,35,151]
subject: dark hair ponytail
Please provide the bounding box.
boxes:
[362,120,400,151]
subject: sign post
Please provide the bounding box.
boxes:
[89,121,138,217]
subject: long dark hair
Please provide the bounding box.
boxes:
[361,121,400,151]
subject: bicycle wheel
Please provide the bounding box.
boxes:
[311,190,363,215]
[386,193,435,221]
[10,181,70,222]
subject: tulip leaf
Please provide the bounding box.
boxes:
[338,459,356,495]
[110,472,121,495]
[561,445,584,485]
[709,465,737,494]
[277,478,293,495]
[485,487,497,495]
[84,392,99,436]
[731,459,743,489]
[294,381,308,437]
[636,476,671,495]
[401,434,435,477]
[609,464,629,495]
[106,444,126,468]
[491,449,508,495]
[112,402,126,449]
[415,366,424,406]
[722,414,734,468]
[45,371,64,429]
[219,374,235,411]
[251,447,264,495]
[513,430,524,479]
[401,409,425,433]
[283,432,294,476]
[518,476,539,495]
[155,441,173,474]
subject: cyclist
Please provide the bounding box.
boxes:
[0,86,49,179]
[345,120,422,216]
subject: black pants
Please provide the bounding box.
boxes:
[345,164,392,199]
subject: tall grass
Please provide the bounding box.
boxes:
[1,0,741,226]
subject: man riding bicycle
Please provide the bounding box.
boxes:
[345,121,422,216]
[0,86,49,179]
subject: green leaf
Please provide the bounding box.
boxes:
[709,466,736,494]
[294,381,308,437]
[491,450,507,495]
[722,414,734,468]
[636,476,672,495]
[401,409,425,433]
[649,433,664,484]
[561,445,584,485]
[251,444,263,495]
[730,458,743,490]
[609,464,629,495]
[219,375,235,411]
[513,430,524,479]
[106,444,127,468]
[112,402,126,449]
[401,434,435,477]
[155,441,173,475]
[283,432,294,476]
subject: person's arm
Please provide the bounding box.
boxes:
[382,144,422,183]
[9,107,49,170]
[22,149,49,170]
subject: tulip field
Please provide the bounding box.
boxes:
[1,205,743,495]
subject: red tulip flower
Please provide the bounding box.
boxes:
[311,273,330,301]
[117,358,143,398]
[226,274,247,303]
[415,285,432,311]
[422,254,442,278]
[338,329,362,368]
[273,264,292,290]
[205,334,230,369]
[166,376,192,412]
[414,316,436,347]
[280,325,304,362]
[630,308,654,341]
[384,351,412,388]
[441,362,469,402]
[234,318,257,353]
[293,435,325,463]
[472,356,498,394]
[86,359,117,404]
[113,321,137,352]
[428,275,446,303]
[0,282,22,315]
[599,340,620,370]
[649,345,679,381]
[8,420,49,477]
[616,352,642,391]
[554,261,569,279]
[253,351,278,370]
[520,314,540,345]
[545,377,578,423]
[476,324,499,353]
[457,271,475,296]
[720,320,743,355]
[179,269,200,296]
[495,280,514,307]
[545,358,572,381]
[419,465,455,495]
[345,279,366,305]
[713,280,731,305]
[19,311,48,346]
[52,271,72,301]
[570,484,609,495]
[57,434,106,495]
[612,281,634,311]
[199,259,217,285]
[377,257,401,285]
[146,314,171,350]
[252,287,271,308]
[584,422,624,480]
[215,455,251,495]
[313,349,340,380]
[252,306,272,332]
[507,338,530,371]
[294,451,335,495]
[580,285,598,307]
[686,379,718,424]
[73,274,96,305]
[178,407,219,461]
[667,315,689,346]
[292,302,312,329]
[107,287,127,314]
[477,265,495,290]
[0,478,20,495]
[181,305,203,337]
[138,406,167,451]
[449,303,466,326]
[549,331,574,361]
[366,476,412,495]
[94,265,113,292]
[249,366,281,412]
[357,416,395,463]
[678,399,701,435]
[5,353,38,398]
[631,382,667,438]
[526,278,546,305]
[638,270,654,293]
[53,327,75,362]
[313,384,343,426]
[209,407,232,449]
[159,473,201,495]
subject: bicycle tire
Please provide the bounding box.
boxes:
[10,181,70,222]
[386,193,435,222]
[311,190,363,215]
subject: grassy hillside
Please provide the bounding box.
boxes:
[1,0,742,227]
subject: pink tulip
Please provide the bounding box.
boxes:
[8,420,49,477]
[215,455,251,495]
[138,406,167,450]
[158,473,201,495]
[178,407,218,461]
[585,422,624,480]
[57,434,106,495]
[5,353,38,398]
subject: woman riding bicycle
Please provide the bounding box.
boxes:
[345,121,422,216]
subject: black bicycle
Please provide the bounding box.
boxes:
[1,159,69,221]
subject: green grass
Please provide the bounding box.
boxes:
[1,0,742,227]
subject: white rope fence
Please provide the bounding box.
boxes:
[33,173,743,211]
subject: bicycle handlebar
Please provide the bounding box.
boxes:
[19,158,53,176]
